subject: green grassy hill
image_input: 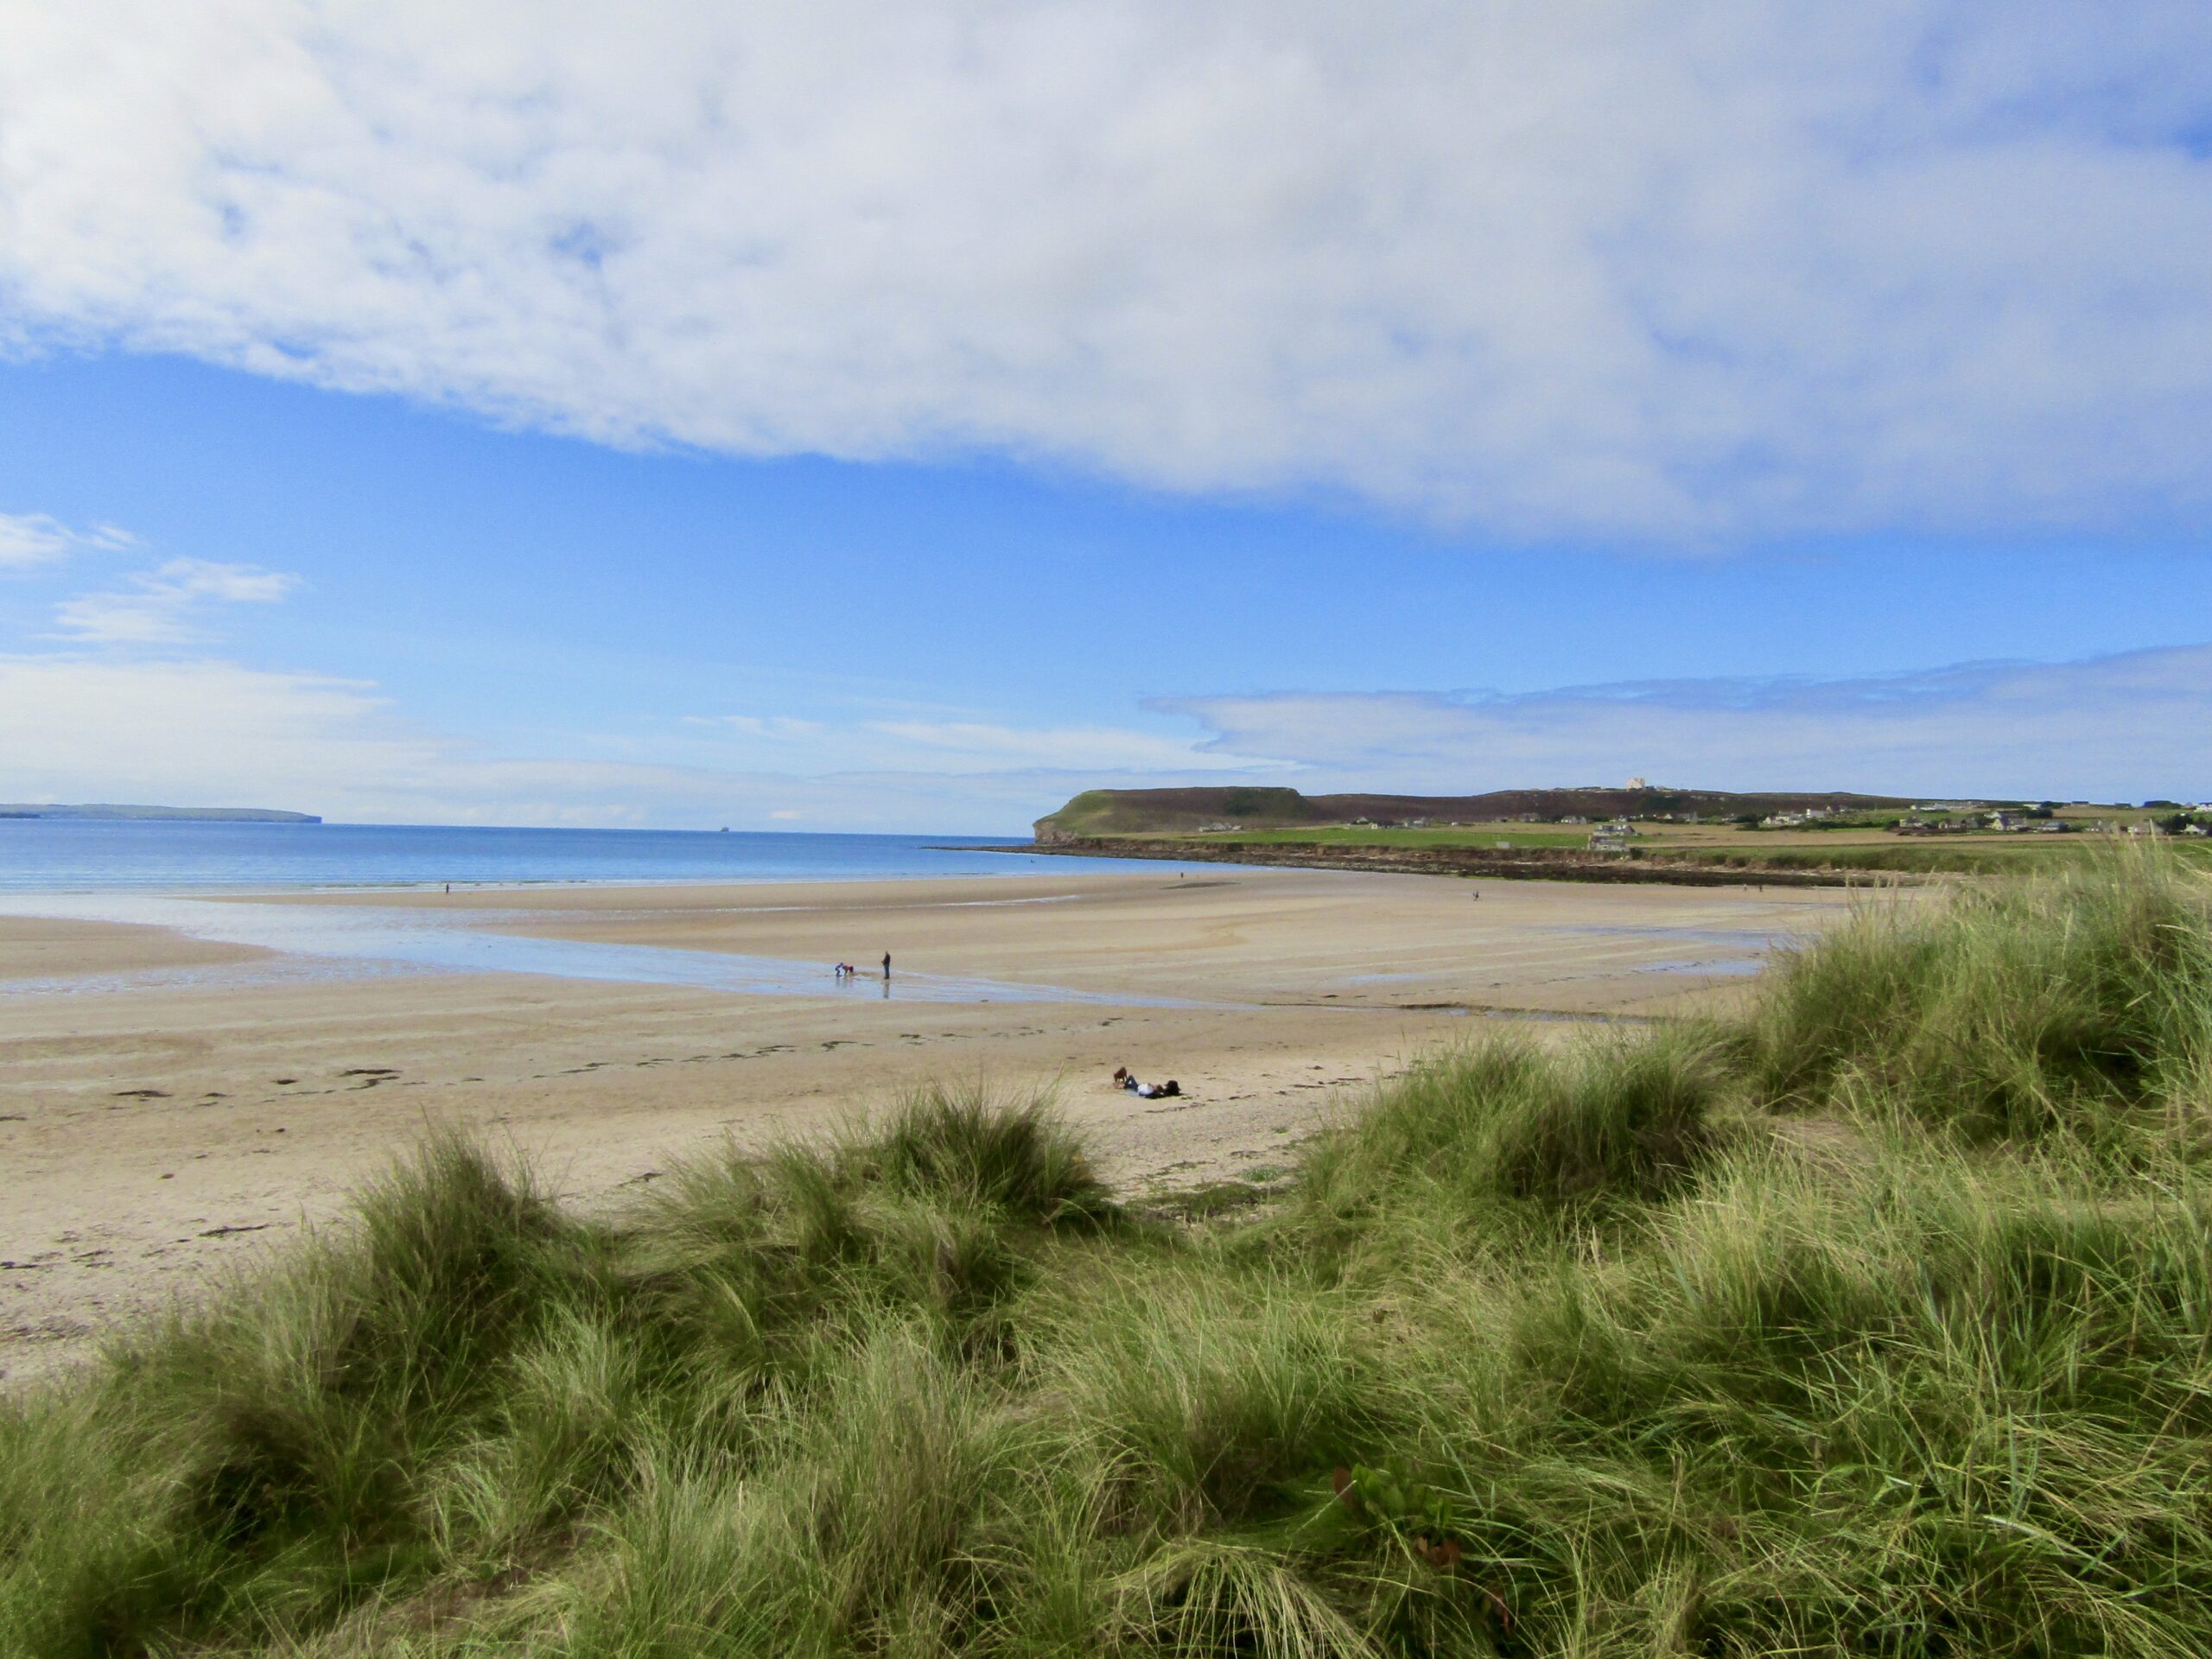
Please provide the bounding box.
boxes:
[8,855,2212,1655]
[1034,786,1327,838]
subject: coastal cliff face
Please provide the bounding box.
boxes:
[1033,786,1319,841]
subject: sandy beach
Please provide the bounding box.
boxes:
[0,866,1868,1384]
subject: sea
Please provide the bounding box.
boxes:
[0,818,1135,893]
[0,818,1208,1005]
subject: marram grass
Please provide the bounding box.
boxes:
[6,857,2212,1656]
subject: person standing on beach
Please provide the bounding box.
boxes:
[882,951,892,980]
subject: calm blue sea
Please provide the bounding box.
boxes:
[0,819,1131,893]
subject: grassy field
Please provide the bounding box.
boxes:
[8,855,2212,1655]
[1643,837,2212,876]
[1196,826,1595,851]
[1174,820,2212,879]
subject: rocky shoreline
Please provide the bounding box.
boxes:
[990,836,1910,888]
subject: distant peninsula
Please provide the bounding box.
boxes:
[1033,785,1910,840]
[0,803,321,823]
[1013,785,2184,887]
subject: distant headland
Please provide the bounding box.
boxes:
[0,803,321,823]
[1015,785,2201,887]
[1032,785,1910,841]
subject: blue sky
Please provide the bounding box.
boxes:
[3,3,2211,830]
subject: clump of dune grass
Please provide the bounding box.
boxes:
[1745,849,2212,1149]
[839,1082,1115,1224]
[5,859,2212,1656]
[1295,1021,1725,1236]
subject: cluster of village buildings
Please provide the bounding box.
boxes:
[1885,806,2212,838]
[1191,793,2212,855]
[1578,803,2212,854]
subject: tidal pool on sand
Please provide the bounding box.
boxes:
[0,893,1202,1007]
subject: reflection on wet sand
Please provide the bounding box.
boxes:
[0,893,1203,1007]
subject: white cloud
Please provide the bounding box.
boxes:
[1161,645,2212,802]
[3,3,2209,537]
[0,515,69,568]
[0,511,136,569]
[54,556,300,643]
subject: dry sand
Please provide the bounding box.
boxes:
[0,866,1867,1385]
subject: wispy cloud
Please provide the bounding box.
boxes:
[861,720,1274,774]
[1160,646,2212,802]
[677,709,1277,777]
[3,6,2211,537]
[0,512,137,570]
[54,557,300,644]
[685,715,825,741]
[0,655,422,807]
[3,644,2207,830]
[0,656,1177,831]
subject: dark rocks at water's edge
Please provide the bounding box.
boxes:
[984,835,1903,888]
[0,804,322,823]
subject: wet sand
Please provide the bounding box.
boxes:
[0,867,1868,1384]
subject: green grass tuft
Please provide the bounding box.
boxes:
[1745,851,2212,1148]
[849,1081,1116,1224]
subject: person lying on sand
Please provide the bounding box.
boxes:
[1112,1065,1180,1099]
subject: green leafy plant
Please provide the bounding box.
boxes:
[1332,1460,1465,1568]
